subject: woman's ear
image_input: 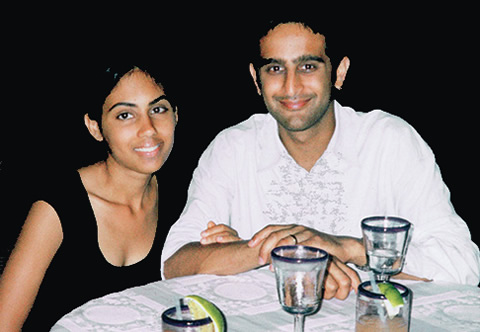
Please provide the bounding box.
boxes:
[84,114,104,142]
[334,56,351,90]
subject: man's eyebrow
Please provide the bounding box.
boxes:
[294,55,325,64]
[108,95,168,112]
[257,57,285,67]
[257,55,325,68]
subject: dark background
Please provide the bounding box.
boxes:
[1,7,477,271]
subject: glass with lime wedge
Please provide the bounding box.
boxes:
[355,281,412,332]
[162,295,225,332]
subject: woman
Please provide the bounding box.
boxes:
[0,63,178,330]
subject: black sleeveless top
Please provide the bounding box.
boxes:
[23,171,162,331]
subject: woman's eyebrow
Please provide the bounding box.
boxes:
[108,102,136,112]
[108,95,168,112]
[148,95,168,106]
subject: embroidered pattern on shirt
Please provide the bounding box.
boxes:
[263,151,347,234]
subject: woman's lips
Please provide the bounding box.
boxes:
[134,144,160,153]
[134,143,161,157]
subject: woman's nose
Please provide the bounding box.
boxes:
[138,115,157,137]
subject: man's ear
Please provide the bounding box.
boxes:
[84,114,104,142]
[249,63,262,95]
[334,56,351,90]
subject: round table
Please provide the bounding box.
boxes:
[51,267,480,331]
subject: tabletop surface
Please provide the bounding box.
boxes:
[51,268,480,331]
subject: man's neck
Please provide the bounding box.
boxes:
[278,105,336,172]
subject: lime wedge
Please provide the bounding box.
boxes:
[185,295,225,332]
[377,283,404,307]
[377,283,404,319]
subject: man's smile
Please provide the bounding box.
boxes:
[276,96,314,110]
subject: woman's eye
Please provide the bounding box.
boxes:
[117,112,133,120]
[151,106,168,114]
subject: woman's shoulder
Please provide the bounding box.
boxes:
[33,168,84,201]
[30,168,89,226]
[77,163,100,195]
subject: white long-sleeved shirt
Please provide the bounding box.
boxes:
[161,101,480,285]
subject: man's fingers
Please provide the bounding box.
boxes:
[323,258,354,300]
[257,227,300,264]
[323,272,339,300]
[248,225,280,248]
[201,223,238,237]
[200,222,240,245]
[336,259,361,292]
[200,232,241,245]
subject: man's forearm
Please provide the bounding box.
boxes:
[163,241,263,279]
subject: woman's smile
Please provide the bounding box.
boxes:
[134,143,162,157]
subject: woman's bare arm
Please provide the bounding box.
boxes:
[0,201,63,331]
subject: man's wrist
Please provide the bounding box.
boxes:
[339,236,366,266]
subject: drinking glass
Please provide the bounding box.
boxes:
[271,245,329,332]
[161,302,214,332]
[356,280,412,332]
[361,216,411,281]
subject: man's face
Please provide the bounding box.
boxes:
[255,23,334,133]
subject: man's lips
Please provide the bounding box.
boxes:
[278,98,312,110]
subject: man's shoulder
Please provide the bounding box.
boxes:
[337,103,417,140]
[336,102,428,158]
[214,113,274,145]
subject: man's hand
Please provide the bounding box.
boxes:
[200,221,241,245]
[248,224,363,264]
[248,224,363,300]
[324,257,360,300]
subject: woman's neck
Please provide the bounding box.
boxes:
[95,157,156,211]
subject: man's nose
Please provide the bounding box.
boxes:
[283,71,303,97]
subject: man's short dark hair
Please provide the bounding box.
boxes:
[250,14,346,73]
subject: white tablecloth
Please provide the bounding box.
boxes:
[51,268,480,331]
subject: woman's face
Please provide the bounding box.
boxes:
[99,69,177,176]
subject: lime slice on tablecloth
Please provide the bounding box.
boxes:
[377,283,404,319]
[185,295,226,332]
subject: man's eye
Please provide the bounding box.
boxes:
[266,65,284,74]
[300,63,317,72]
[117,112,133,120]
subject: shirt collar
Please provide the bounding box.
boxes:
[327,101,359,166]
[256,112,283,172]
[256,101,359,172]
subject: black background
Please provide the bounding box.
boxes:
[1,6,478,263]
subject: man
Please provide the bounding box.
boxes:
[161,17,480,298]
